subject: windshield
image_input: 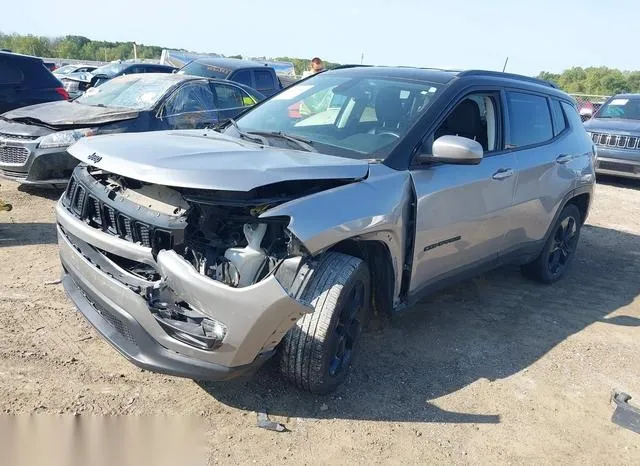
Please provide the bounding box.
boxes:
[75,74,177,110]
[92,62,128,78]
[229,73,441,159]
[178,61,231,79]
[596,97,640,120]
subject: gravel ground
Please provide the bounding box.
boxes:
[1,176,639,465]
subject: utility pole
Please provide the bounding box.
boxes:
[133,42,137,60]
[361,52,364,65]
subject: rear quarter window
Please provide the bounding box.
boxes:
[506,92,553,148]
[561,101,587,130]
[550,99,567,136]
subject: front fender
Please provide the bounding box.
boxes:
[261,164,413,301]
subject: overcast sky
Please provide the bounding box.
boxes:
[1,0,636,76]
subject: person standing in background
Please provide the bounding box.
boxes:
[302,57,325,78]
[297,58,331,117]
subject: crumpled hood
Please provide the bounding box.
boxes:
[68,130,370,191]
[3,101,139,127]
[584,118,640,134]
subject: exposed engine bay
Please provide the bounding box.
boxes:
[79,165,347,289]
[181,202,295,288]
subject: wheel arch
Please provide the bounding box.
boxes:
[328,239,395,318]
[567,192,590,225]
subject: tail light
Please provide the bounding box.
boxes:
[55,87,70,100]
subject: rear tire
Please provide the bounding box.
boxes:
[279,252,370,394]
[521,204,582,284]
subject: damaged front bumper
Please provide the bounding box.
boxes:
[56,199,311,381]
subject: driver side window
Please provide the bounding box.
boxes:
[164,82,215,116]
[429,92,501,153]
[162,82,216,129]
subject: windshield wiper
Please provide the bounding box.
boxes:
[246,131,317,152]
[212,118,267,145]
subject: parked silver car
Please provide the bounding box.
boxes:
[56,66,596,393]
[584,94,640,179]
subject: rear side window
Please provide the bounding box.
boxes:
[506,92,553,148]
[0,60,24,84]
[550,99,567,136]
[232,70,252,88]
[254,70,275,91]
[561,101,586,130]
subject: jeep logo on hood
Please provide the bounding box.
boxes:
[87,152,102,164]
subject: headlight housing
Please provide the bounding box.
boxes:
[38,128,97,149]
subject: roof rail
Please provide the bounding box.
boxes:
[458,70,558,89]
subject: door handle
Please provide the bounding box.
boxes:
[556,154,574,164]
[492,168,514,180]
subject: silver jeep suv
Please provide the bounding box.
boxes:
[56,66,596,394]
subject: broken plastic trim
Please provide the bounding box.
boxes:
[146,287,227,351]
[611,390,640,434]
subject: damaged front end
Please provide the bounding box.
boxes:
[56,164,346,377]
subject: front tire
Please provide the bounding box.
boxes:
[279,252,370,394]
[521,204,582,283]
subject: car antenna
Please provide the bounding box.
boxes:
[502,57,509,73]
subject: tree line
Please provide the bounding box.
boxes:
[537,67,640,95]
[0,32,341,75]
[0,33,165,62]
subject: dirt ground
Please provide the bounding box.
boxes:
[1,176,639,465]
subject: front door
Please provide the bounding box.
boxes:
[409,91,518,294]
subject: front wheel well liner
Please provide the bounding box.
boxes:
[328,239,394,318]
[567,193,590,225]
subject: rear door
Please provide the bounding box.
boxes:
[409,90,518,293]
[501,91,579,256]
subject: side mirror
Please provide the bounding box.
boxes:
[416,135,483,165]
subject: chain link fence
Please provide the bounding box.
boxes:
[570,94,610,121]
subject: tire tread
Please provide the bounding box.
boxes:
[280,252,367,394]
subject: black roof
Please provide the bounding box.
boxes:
[327,65,459,84]
[187,56,271,70]
[0,50,43,62]
[609,93,640,99]
[326,65,559,92]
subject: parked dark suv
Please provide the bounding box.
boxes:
[57,66,595,394]
[178,57,283,96]
[0,51,69,113]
